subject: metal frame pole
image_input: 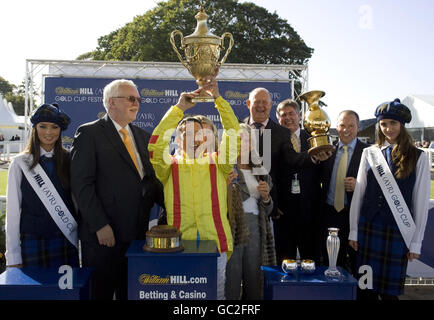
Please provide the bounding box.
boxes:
[24,61,29,146]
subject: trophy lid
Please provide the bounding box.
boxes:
[184,6,221,45]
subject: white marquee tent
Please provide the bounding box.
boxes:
[0,95,26,151]
[402,95,434,129]
[401,95,434,143]
[0,95,20,128]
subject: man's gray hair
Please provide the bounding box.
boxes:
[248,87,271,102]
[275,99,300,118]
[103,79,137,111]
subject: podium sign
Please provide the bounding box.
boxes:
[0,267,92,300]
[126,240,218,300]
[262,266,357,300]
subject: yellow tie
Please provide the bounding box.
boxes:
[291,133,300,153]
[334,145,348,212]
[120,128,140,173]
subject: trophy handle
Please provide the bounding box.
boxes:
[218,32,234,66]
[170,30,190,71]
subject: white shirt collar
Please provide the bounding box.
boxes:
[338,138,357,151]
[110,117,131,135]
[380,141,395,151]
[40,146,54,158]
[249,118,269,128]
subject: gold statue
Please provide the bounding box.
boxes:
[170,4,234,102]
[300,90,334,156]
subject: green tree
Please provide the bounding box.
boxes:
[0,76,15,96]
[0,76,36,116]
[82,0,313,65]
[4,93,25,116]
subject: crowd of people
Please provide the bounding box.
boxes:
[415,140,432,148]
[4,76,431,301]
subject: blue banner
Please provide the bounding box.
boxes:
[44,77,291,146]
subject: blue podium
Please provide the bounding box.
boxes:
[262,266,357,300]
[126,240,218,300]
[0,267,92,300]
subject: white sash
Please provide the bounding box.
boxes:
[365,146,415,249]
[16,155,78,248]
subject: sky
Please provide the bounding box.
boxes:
[1,0,433,126]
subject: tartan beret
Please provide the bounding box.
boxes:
[375,98,412,124]
[30,103,71,131]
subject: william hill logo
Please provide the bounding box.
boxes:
[55,87,94,95]
[139,274,170,285]
[79,88,94,95]
[138,274,192,285]
[225,91,248,99]
[141,88,179,97]
[55,87,79,95]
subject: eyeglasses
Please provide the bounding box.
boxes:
[113,96,142,104]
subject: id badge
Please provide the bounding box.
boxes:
[291,174,301,194]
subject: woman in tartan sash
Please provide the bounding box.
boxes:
[5,103,79,268]
[349,99,430,300]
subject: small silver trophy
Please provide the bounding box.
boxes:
[324,228,341,277]
[281,259,298,274]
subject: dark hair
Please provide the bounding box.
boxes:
[25,126,71,189]
[376,123,418,179]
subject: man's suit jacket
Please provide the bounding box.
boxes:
[70,115,163,243]
[320,138,369,210]
[277,129,321,222]
[243,118,314,214]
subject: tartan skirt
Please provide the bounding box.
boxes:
[20,233,79,268]
[357,215,408,296]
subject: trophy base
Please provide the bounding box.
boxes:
[307,144,335,157]
[307,134,334,156]
[191,97,214,103]
[143,245,184,253]
[191,93,215,103]
[324,268,342,278]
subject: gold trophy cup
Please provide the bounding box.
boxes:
[300,90,334,156]
[170,5,234,102]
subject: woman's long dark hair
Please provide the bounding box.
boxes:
[376,123,418,179]
[24,126,70,189]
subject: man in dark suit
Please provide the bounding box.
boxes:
[243,88,332,264]
[70,79,163,300]
[275,99,322,262]
[320,110,368,274]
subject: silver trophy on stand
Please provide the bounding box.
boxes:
[324,228,341,277]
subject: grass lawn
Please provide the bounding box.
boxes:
[0,171,7,196]
[432,180,434,200]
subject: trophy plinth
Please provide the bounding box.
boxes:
[170,6,234,103]
[300,90,334,156]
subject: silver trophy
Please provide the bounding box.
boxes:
[324,228,341,277]
[281,259,298,274]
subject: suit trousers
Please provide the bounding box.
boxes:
[321,204,357,274]
[274,195,316,264]
[81,240,130,300]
